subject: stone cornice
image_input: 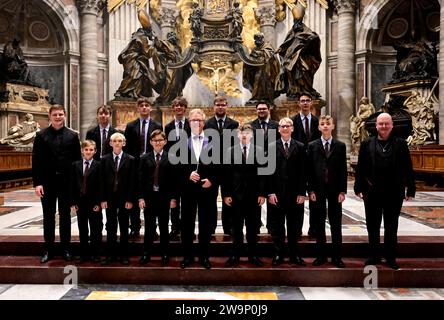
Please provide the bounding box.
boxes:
[334,0,356,14]
[77,0,107,15]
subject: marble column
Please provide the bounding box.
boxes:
[335,0,356,152]
[254,3,276,47]
[159,3,179,39]
[439,0,444,144]
[77,0,103,138]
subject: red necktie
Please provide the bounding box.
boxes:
[304,116,310,140]
[153,153,161,189]
[284,142,289,157]
[140,119,146,155]
[113,156,119,192]
[101,129,107,158]
[82,161,89,195]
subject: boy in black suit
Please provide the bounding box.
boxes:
[268,117,306,266]
[164,96,191,240]
[307,115,347,268]
[223,124,266,267]
[86,105,118,160]
[138,130,177,265]
[100,132,136,265]
[124,97,162,238]
[71,140,102,263]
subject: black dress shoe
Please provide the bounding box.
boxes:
[308,228,317,238]
[364,257,382,266]
[312,257,327,266]
[101,256,115,265]
[225,256,240,267]
[386,259,400,270]
[169,230,180,240]
[120,257,130,265]
[77,256,90,264]
[40,252,52,264]
[289,256,306,266]
[180,257,193,269]
[92,256,101,263]
[272,255,284,266]
[332,258,346,268]
[200,257,212,269]
[161,254,169,265]
[248,256,264,267]
[129,230,140,238]
[63,250,73,262]
[139,255,150,265]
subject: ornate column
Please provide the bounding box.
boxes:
[335,0,356,152]
[255,1,277,47]
[159,4,179,39]
[77,0,104,137]
[439,0,444,144]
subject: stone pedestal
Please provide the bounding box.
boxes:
[108,99,163,131]
[0,82,52,137]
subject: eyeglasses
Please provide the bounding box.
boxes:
[279,125,292,129]
[257,108,268,111]
[300,99,311,103]
[151,139,165,143]
[190,119,204,123]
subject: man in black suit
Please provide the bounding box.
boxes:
[291,92,321,238]
[86,105,119,160]
[268,117,306,266]
[33,105,81,263]
[354,113,415,270]
[178,108,215,269]
[223,124,266,267]
[138,130,177,265]
[100,132,136,265]
[307,115,347,268]
[250,101,279,234]
[204,95,239,235]
[70,140,102,263]
[124,97,162,237]
[164,96,191,240]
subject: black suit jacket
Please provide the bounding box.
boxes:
[205,116,239,132]
[70,159,101,207]
[222,144,266,200]
[164,118,191,151]
[307,138,347,196]
[100,152,136,207]
[291,113,321,145]
[32,126,81,187]
[354,136,416,198]
[269,139,306,198]
[138,151,177,201]
[86,125,119,160]
[250,118,280,143]
[124,118,162,159]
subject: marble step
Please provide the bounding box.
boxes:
[0,235,444,258]
[0,256,443,287]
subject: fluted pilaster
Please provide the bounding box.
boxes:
[439,0,444,144]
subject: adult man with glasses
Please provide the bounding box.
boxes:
[291,92,321,239]
[204,95,239,236]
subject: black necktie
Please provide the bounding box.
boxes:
[304,116,310,140]
[153,153,161,189]
[218,119,223,134]
[140,119,146,155]
[324,141,330,156]
[82,161,89,195]
[261,120,267,136]
[324,142,330,184]
[178,121,183,130]
[113,156,119,192]
[101,129,107,158]
[242,145,247,164]
[284,142,289,157]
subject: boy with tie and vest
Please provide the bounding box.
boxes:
[70,140,102,263]
[307,115,347,268]
[86,105,118,161]
[267,118,307,266]
[124,97,162,238]
[292,92,321,239]
[164,96,191,240]
[100,132,136,265]
[138,130,178,266]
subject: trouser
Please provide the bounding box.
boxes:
[105,205,130,257]
[144,193,170,255]
[41,175,71,253]
[209,183,232,234]
[129,206,141,232]
[169,195,181,232]
[77,201,103,257]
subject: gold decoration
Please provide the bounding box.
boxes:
[138,9,151,28]
[275,0,329,22]
[108,0,149,13]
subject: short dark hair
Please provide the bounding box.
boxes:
[49,105,66,115]
[214,95,227,105]
[255,101,270,109]
[137,97,153,106]
[172,96,188,108]
[299,92,313,100]
[150,129,166,140]
[96,105,112,115]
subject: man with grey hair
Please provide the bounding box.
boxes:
[354,113,415,270]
